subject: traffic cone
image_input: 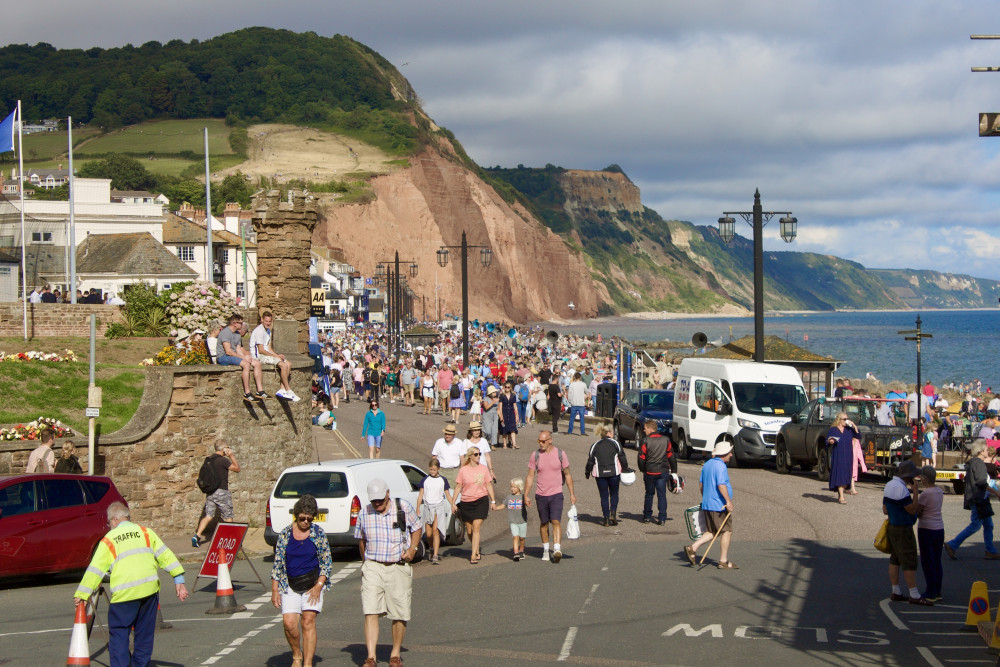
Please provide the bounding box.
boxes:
[67,602,91,665]
[206,548,246,614]
[156,603,173,630]
[967,580,991,628]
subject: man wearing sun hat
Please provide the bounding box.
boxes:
[431,424,466,485]
[684,441,736,569]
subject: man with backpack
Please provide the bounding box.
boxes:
[192,442,241,547]
[524,430,577,563]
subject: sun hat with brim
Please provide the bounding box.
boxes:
[443,424,457,435]
[487,385,498,395]
[713,441,734,457]
[469,421,483,430]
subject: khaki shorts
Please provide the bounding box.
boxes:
[259,354,283,365]
[361,559,412,621]
[886,524,918,571]
[702,509,733,534]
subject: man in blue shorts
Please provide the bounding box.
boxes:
[685,441,736,569]
[217,313,266,402]
[525,430,576,563]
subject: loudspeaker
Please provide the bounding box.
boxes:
[692,332,708,348]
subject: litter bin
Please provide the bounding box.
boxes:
[597,383,618,419]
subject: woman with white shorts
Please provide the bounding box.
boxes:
[271,495,333,667]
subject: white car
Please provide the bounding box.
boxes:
[264,459,464,558]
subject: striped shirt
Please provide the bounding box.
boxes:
[354,498,422,563]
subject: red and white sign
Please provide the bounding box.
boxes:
[197,522,249,579]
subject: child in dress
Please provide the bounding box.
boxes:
[499,477,528,560]
[416,458,453,564]
[468,387,483,424]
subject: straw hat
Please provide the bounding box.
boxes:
[443,424,457,435]
[469,421,483,430]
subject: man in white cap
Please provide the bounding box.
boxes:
[684,441,736,569]
[356,478,422,667]
[431,424,466,485]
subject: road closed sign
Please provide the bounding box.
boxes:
[197,522,250,579]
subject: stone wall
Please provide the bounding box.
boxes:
[253,191,318,354]
[0,357,315,534]
[0,303,123,337]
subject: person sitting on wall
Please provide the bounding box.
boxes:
[250,311,300,402]
[217,313,267,403]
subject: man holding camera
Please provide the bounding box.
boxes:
[192,442,241,547]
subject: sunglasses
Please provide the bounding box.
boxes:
[296,515,314,523]
[471,452,481,457]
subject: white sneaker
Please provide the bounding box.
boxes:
[276,389,292,400]
[552,548,562,563]
[541,551,550,562]
[290,392,302,403]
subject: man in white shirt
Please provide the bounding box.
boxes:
[249,311,299,402]
[988,395,1000,416]
[876,396,896,426]
[431,424,466,486]
[566,372,589,436]
[27,287,42,303]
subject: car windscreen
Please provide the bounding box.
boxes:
[274,472,349,499]
[732,383,807,416]
[641,392,673,410]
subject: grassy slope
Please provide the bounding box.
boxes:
[0,337,163,434]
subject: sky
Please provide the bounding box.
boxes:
[4,1,1000,278]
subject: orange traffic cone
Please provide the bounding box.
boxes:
[67,602,91,665]
[206,548,246,614]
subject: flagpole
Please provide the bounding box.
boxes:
[68,116,76,303]
[204,127,212,285]
[17,100,26,340]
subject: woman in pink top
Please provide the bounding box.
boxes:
[916,465,944,601]
[451,447,498,564]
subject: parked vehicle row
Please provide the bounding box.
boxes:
[613,388,674,449]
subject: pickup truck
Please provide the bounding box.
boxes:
[613,388,674,450]
[774,396,916,481]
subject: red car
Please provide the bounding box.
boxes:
[0,473,127,577]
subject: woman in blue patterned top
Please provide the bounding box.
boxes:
[271,495,333,667]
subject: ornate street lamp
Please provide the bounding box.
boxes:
[438,231,493,368]
[719,190,798,362]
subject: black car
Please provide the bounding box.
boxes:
[613,388,674,449]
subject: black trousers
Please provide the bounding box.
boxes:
[550,398,562,432]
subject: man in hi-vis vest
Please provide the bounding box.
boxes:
[74,502,188,666]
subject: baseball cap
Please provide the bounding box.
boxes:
[367,478,389,499]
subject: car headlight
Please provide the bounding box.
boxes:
[738,418,760,430]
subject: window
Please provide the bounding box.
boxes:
[400,465,427,492]
[161,283,171,291]
[220,249,229,264]
[31,232,53,244]
[41,479,86,510]
[0,481,36,516]
[236,282,245,299]
[81,480,110,504]
[177,246,194,262]
[695,380,723,413]
[274,472,348,499]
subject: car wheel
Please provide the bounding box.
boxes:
[676,430,690,460]
[775,438,791,474]
[636,426,645,452]
[444,512,466,546]
[816,445,831,482]
[614,420,626,446]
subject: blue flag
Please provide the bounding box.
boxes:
[0,109,14,154]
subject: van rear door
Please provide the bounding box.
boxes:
[687,378,730,451]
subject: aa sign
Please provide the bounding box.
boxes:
[311,288,326,317]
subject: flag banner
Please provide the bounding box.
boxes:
[0,109,14,154]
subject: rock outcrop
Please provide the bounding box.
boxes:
[313,150,599,322]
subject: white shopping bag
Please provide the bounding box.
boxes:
[566,504,580,540]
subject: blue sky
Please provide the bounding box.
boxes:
[4,1,1000,278]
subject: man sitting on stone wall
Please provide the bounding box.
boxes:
[218,313,267,403]
[250,311,300,402]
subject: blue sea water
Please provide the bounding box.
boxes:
[554,310,1000,390]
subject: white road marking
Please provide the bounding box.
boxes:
[917,646,945,667]
[879,599,908,630]
[557,627,578,661]
[579,584,599,614]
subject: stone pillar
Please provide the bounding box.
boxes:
[252,190,318,354]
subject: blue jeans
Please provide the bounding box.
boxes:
[109,592,159,667]
[918,527,944,599]
[947,504,998,554]
[517,400,528,424]
[567,406,586,434]
[643,474,667,522]
[595,475,621,518]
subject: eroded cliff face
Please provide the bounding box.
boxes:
[560,169,642,214]
[313,150,599,323]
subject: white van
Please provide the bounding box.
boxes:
[672,358,808,464]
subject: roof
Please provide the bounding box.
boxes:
[76,232,197,277]
[111,190,156,199]
[162,212,255,248]
[701,335,842,364]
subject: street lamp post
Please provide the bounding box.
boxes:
[718,189,797,362]
[375,251,418,359]
[437,231,492,369]
[898,315,932,445]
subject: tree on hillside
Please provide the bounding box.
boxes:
[215,171,256,210]
[77,153,156,190]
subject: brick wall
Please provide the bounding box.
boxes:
[0,357,314,534]
[0,303,124,337]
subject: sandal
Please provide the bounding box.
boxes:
[292,658,303,667]
[717,561,740,570]
[684,546,696,566]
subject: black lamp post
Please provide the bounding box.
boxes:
[719,189,797,362]
[437,231,492,369]
[898,315,932,445]
[375,251,418,359]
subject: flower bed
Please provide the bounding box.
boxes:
[0,417,73,441]
[143,342,210,366]
[0,349,78,362]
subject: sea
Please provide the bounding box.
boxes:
[551,310,1000,391]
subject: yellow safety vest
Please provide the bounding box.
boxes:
[74,521,184,604]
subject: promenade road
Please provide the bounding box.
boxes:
[2,396,997,665]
